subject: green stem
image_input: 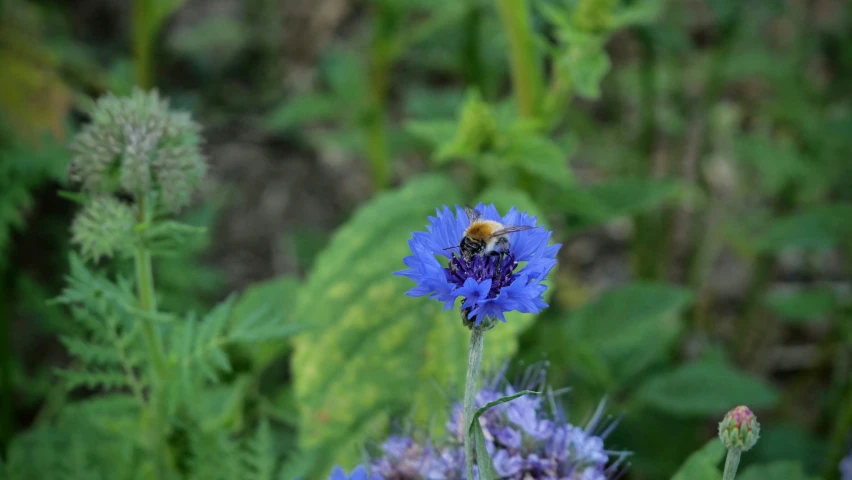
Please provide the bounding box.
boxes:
[0,273,11,455]
[631,27,664,280]
[495,0,543,118]
[826,383,852,480]
[722,448,742,480]
[463,327,485,479]
[461,2,485,94]
[133,0,153,88]
[134,197,171,477]
[135,198,166,380]
[366,2,396,191]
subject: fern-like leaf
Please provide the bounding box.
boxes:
[241,420,277,480]
[54,255,147,396]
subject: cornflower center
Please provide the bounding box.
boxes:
[445,252,518,299]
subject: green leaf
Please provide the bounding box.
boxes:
[290,176,551,476]
[558,178,685,229]
[759,205,852,252]
[503,134,573,187]
[230,276,307,365]
[567,44,611,100]
[406,120,458,149]
[750,422,825,473]
[265,93,338,132]
[566,283,692,383]
[670,440,725,480]
[321,50,368,110]
[737,461,820,480]
[636,360,779,416]
[587,178,684,218]
[764,288,836,324]
[469,391,538,480]
[611,0,663,27]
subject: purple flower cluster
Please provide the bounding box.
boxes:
[841,450,852,480]
[396,204,560,326]
[360,369,626,479]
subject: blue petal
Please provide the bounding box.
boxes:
[328,466,347,480]
[349,465,368,480]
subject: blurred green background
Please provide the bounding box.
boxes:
[1,0,851,479]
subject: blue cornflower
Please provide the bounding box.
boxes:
[327,465,370,480]
[396,204,560,326]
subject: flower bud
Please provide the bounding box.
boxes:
[70,88,206,212]
[71,196,136,261]
[718,405,760,451]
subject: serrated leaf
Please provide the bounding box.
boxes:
[670,440,724,480]
[737,461,819,480]
[469,390,538,480]
[291,176,551,476]
[636,360,779,416]
[566,283,692,383]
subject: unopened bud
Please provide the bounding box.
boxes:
[718,405,760,451]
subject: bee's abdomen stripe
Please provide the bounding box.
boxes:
[461,236,485,253]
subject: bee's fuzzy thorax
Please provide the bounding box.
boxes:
[463,220,503,241]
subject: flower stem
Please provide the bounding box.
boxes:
[132,0,154,89]
[722,448,742,480]
[134,197,166,380]
[366,2,396,191]
[134,196,171,477]
[463,326,485,479]
[495,0,543,118]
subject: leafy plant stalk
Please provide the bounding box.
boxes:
[722,448,741,480]
[133,196,171,477]
[463,326,485,479]
[495,0,543,118]
[135,196,166,380]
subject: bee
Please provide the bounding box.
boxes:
[451,206,534,262]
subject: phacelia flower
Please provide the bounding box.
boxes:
[718,406,760,451]
[70,196,136,261]
[327,465,372,480]
[840,450,852,480]
[370,367,627,479]
[70,88,206,212]
[395,204,560,327]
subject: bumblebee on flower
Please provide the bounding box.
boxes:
[395,203,560,329]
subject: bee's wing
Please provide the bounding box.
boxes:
[490,225,533,238]
[463,205,481,224]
